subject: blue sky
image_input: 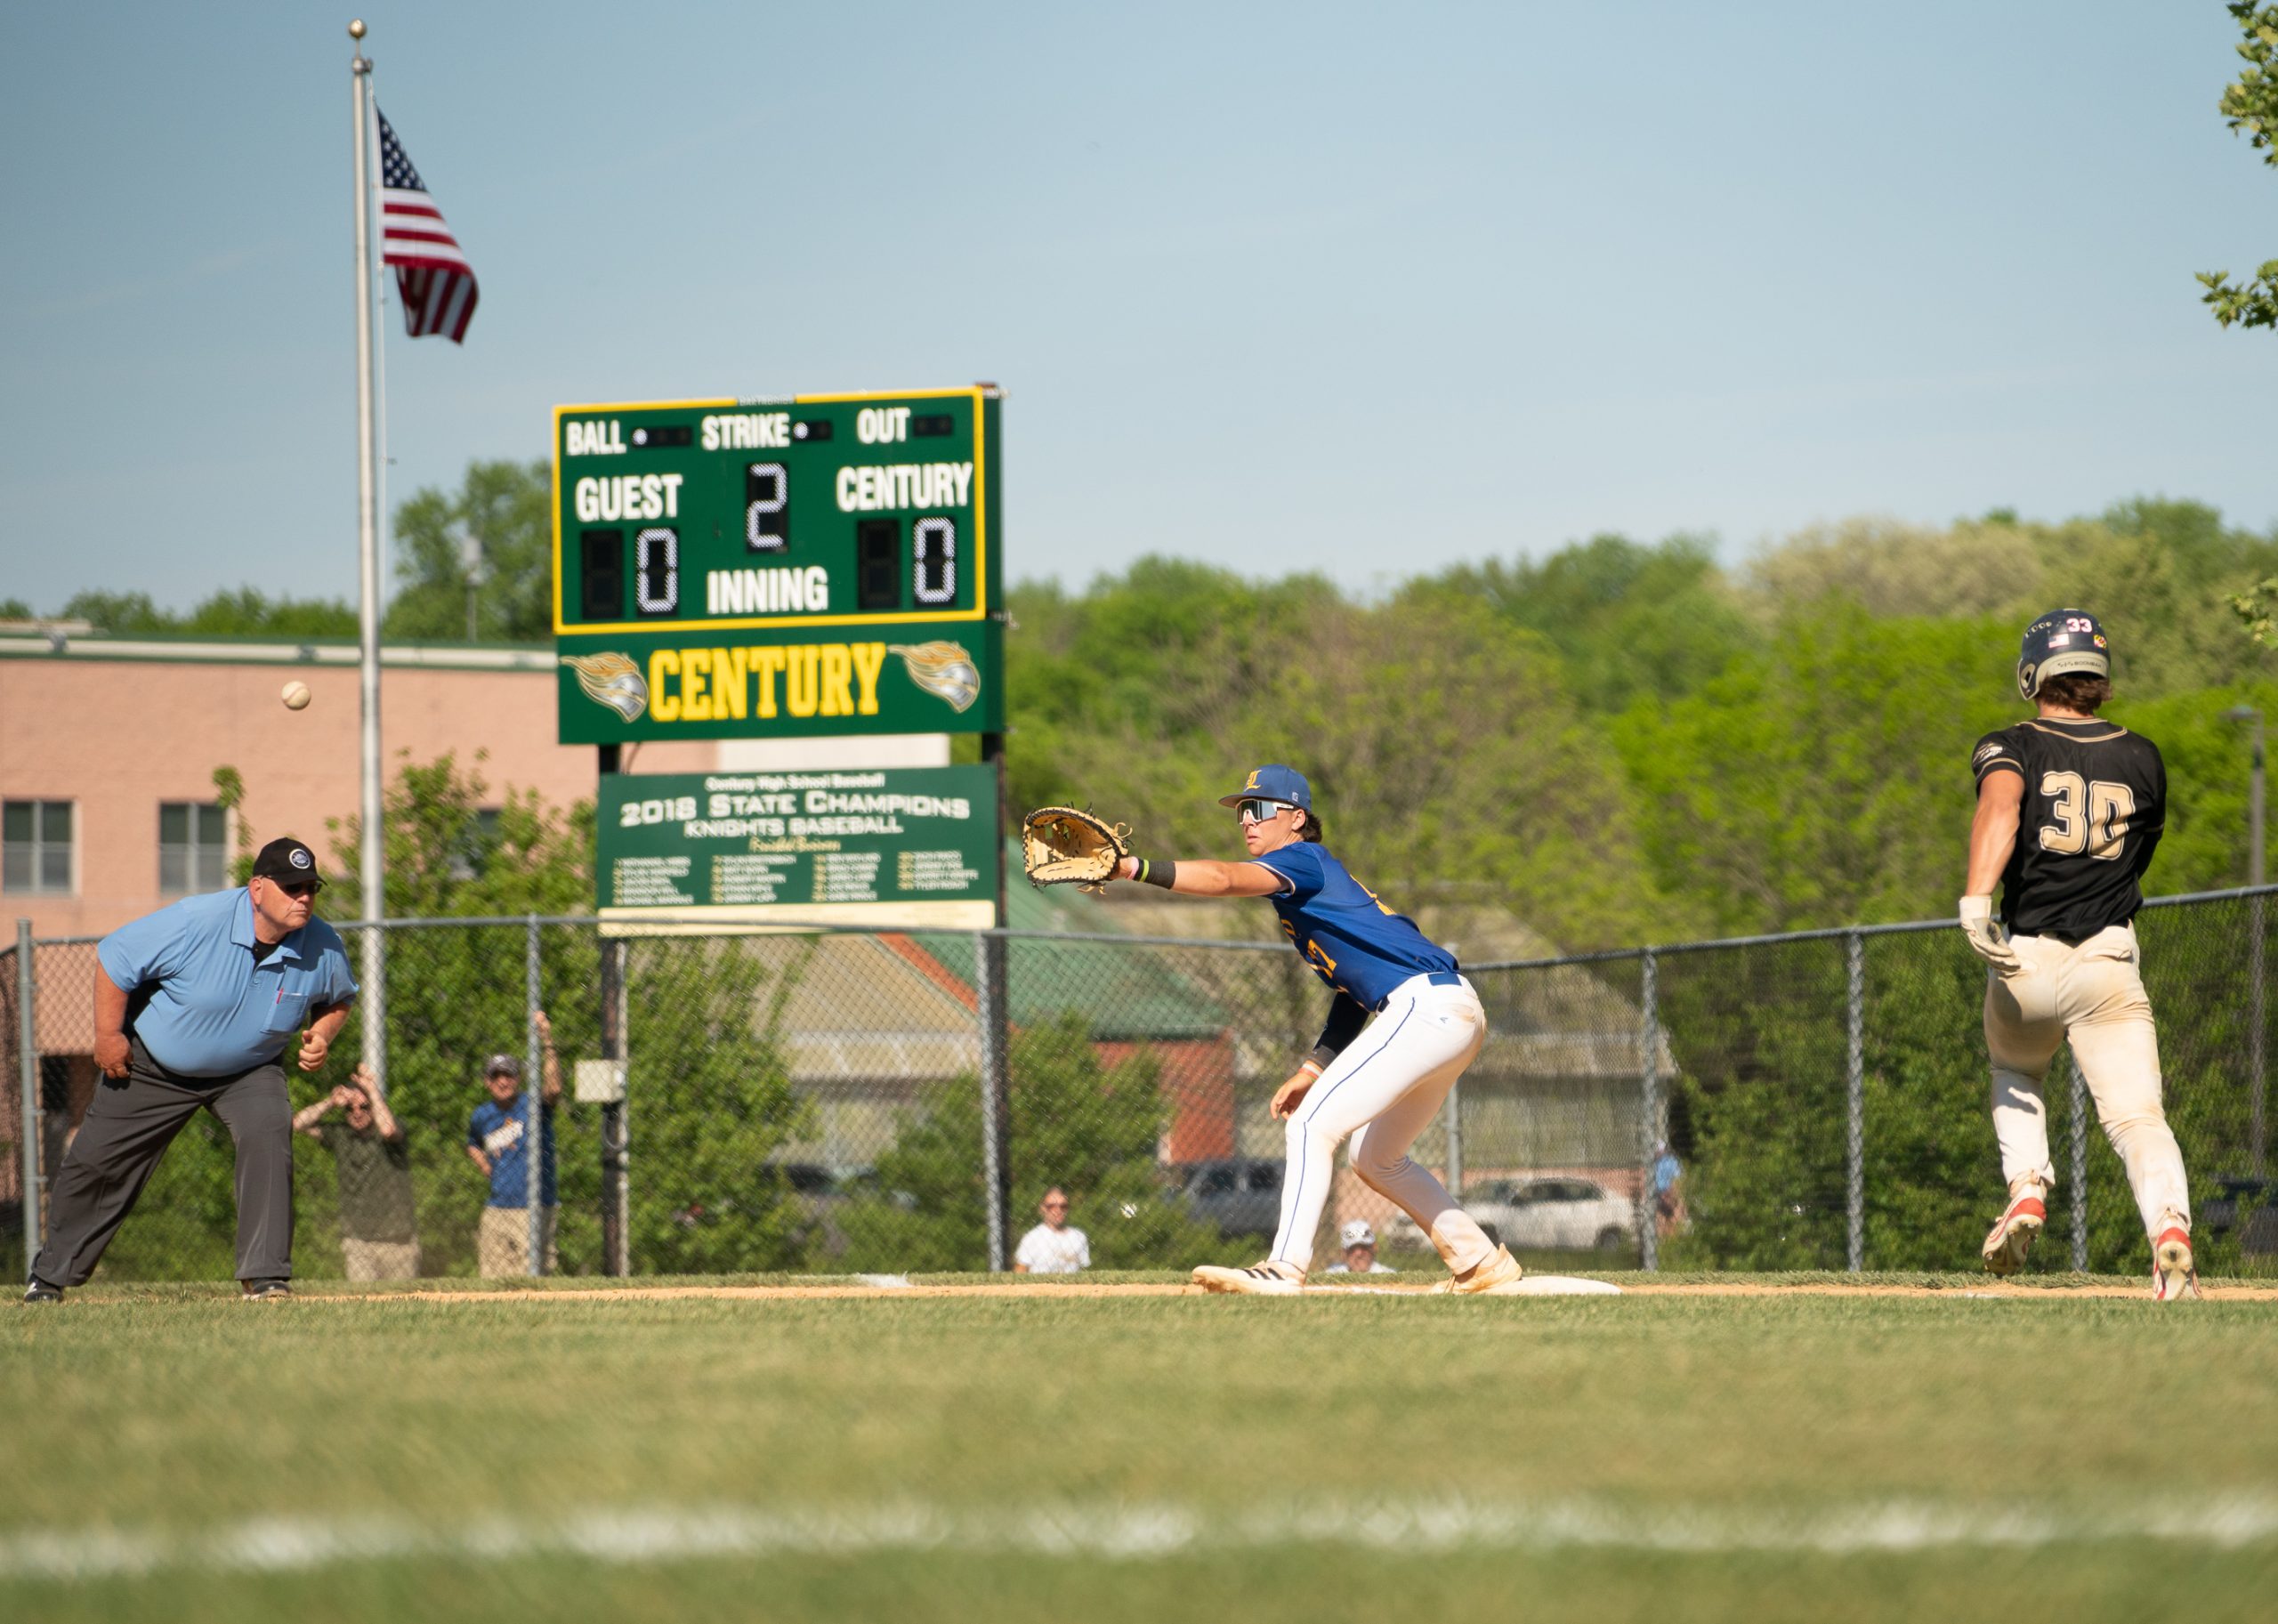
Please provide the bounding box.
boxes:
[2,2,2273,613]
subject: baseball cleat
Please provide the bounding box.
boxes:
[1192,1260,1304,1296]
[1430,1245,1525,1295]
[21,1278,62,1305]
[1981,1185,2048,1275]
[238,1280,294,1302]
[2153,1218,2199,1303]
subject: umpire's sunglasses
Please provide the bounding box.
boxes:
[1236,798,1295,824]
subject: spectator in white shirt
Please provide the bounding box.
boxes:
[1014,1186,1090,1273]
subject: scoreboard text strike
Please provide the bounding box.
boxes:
[553,387,1004,744]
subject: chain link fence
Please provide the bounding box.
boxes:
[1482,887,2275,1277]
[7,889,2273,1283]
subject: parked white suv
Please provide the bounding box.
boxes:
[1465,1176,1636,1252]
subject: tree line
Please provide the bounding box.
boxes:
[1004,499,2278,951]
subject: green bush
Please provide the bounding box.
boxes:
[838,1013,1247,1273]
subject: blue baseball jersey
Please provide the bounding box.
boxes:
[1252,844,1455,1009]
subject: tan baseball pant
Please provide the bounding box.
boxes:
[1983,922,2190,1239]
[478,1205,559,1278]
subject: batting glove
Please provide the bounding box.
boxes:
[1958,894,2020,973]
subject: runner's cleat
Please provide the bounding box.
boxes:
[1430,1244,1525,1295]
[1192,1260,1304,1296]
[1981,1186,2048,1275]
[2153,1219,2199,1303]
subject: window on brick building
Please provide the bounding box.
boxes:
[159,802,230,894]
[2,800,75,894]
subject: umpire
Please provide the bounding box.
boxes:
[23,836,359,1303]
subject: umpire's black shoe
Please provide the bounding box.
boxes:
[22,1278,63,1304]
[239,1280,293,1302]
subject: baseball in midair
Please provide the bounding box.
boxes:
[281,680,312,711]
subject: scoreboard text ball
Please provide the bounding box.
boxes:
[553,388,999,634]
[552,387,1005,744]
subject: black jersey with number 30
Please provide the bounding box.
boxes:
[1970,717,2167,943]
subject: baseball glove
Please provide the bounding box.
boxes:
[1022,806,1133,893]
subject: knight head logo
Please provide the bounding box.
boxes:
[561,652,649,721]
[888,642,981,713]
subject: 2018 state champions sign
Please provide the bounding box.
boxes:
[597,766,999,934]
[553,387,1006,744]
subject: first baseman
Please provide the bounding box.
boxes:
[1108,764,1522,1295]
[1962,610,2196,1299]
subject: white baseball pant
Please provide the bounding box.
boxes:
[1270,973,1495,1276]
[1984,922,2190,1238]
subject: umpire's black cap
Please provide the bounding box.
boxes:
[251,837,324,889]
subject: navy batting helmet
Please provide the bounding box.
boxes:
[2016,609,2111,703]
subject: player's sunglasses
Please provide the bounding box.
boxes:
[1236,799,1293,824]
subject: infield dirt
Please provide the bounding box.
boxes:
[315,1275,2278,1305]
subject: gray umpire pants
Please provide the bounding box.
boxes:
[31,1036,295,1287]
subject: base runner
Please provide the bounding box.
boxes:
[1962,610,2197,1300]
[1107,765,1522,1296]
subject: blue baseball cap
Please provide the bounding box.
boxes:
[1217,764,1313,811]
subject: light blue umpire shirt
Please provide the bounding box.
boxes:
[98,888,359,1079]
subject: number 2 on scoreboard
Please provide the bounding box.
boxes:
[746,463,788,553]
[739,465,959,610]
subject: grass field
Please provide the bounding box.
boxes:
[5,1273,2277,1621]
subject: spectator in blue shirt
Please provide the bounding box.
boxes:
[25,837,358,1303]
[467,1009,562,1276]
[1652,1141,1685,1237]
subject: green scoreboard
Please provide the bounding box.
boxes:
[553,386,1004,744]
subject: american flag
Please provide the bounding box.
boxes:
[377,106,478,343]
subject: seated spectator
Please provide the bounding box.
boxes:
[1013,1186,1090,1273]
[1323,1219,1395,1274]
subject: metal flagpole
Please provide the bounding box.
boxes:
[16,920,38,1275]
[350,20,387,1091]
